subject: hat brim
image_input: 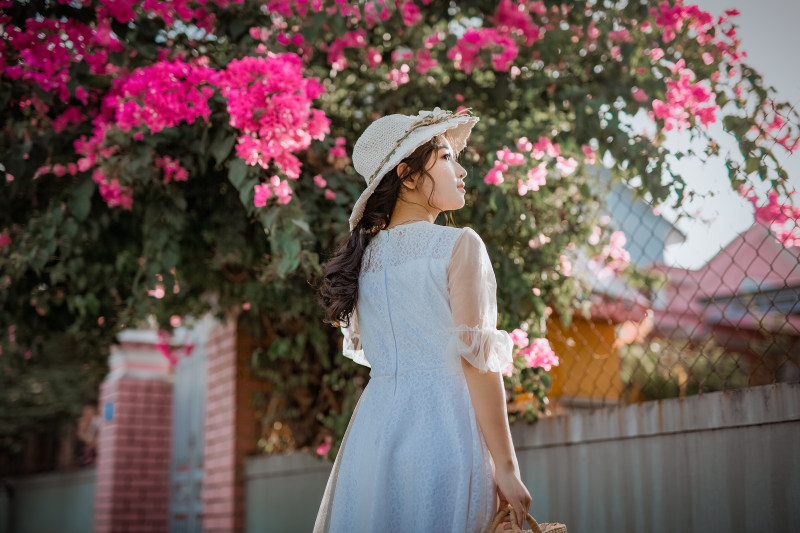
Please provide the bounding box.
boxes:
[348,115,479,231]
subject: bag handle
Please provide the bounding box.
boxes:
[487,504,542,533]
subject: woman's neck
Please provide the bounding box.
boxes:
[387,201,438,228]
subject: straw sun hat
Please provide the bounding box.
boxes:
[349,107,480,231]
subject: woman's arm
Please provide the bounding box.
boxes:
[461,359,531,528]
[446,228,532,526]
[460,360,518,474]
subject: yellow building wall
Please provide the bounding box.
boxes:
[546,316,623,403]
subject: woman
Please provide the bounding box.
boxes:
[315,107,532,532]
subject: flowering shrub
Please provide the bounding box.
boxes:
[1,0,798,456]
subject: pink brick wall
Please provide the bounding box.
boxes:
[202,313,261,533]
[94,376,173,533]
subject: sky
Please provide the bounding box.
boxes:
[651,0,800,269]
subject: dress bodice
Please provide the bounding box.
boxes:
[356,221,465,377]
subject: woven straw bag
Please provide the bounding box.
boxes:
[486,505,567,533]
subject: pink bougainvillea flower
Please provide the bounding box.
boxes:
[647,47,665,61]
[423,32,442,49]
[154,155,188,184]
[559,255,572,277]
[774,225,800,248]
[51,164,67,177]
[587,20,600,40]
[326,30,367,71]
[156,331,177,365]
[3,17,122,101]
[415,49,438,74]
[400,1,422,26]
[315,435,332,456]
[528,233,551,249]
[271,176,293,204]
[254,182,273,207]
[313,174,327,188]
[631,87,648,103]
[52,107,86,133]
[509,328,529,349]
[324,189,337,200]
[517,163,547,195]
[605,231,631,272]
[588,225,602,245]
[214,54,330,181]
[581,144,597,165]
[330,137,347,158]
[391,48,414,62]
[149,286,166,299]
[531,136,560,159]
[366,47,383,69]
[742,189,800,227]
[651,68,718,132]
[484,160,508,185]
[493,0,543,46]
[388,66,410,85]
[114,60,216,134]
[0,232,11,248]
[516,137,533,152]
[496,147,525,166]
[609,29,633,43]
[775,133,800,154]
[555,156,578,177]
[91,169,132,209]
[447,28,518,74]
[363,0,392,27]
[520,338,559,371]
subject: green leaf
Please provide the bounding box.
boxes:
[290,218,311,234]
[212,132,236,165]
[239,177,258,208]
[745,156,759,175]
[62,218,78,239]
[228,158,248,189]
[69,179,94,221]
[268,338,291,360]
[161,244,180,270]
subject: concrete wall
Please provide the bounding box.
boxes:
[1,468,95,533]
[244,382,800,533]
[244,452,331,533]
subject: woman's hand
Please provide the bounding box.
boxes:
[495,465,532,529]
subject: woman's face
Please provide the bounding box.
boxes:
[403,136,468,214]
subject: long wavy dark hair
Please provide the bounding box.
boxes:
[317,132,457,328]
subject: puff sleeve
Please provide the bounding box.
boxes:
[446,228,514,373]
[341,310,371,368]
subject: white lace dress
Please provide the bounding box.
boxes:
[313,221,515,533]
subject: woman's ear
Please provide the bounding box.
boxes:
[397,162,417,190]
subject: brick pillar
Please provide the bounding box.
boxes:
[202,312,262,533]
[93,330,174,533]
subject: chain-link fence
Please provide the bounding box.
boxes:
[544,178,800,415]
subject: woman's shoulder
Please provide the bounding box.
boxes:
[429,224,486,261]
[427,223,472,245]
[446,225,484,248]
